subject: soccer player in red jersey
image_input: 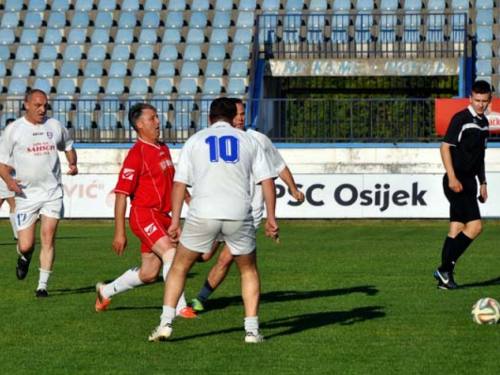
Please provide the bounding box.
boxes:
[94,103,195,318]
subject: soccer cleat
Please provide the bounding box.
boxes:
[95,282,112,311]
[434,269,459,290]
[245,331,265,343]
[16,254,32,280]
[36,289,49,298]
[188,298,205,312]
[177,306,197,319]
[148,323,173,342]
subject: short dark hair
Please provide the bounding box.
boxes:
[5,118,15,126]
[472,80,492,95]
[229,97,244,107]
[24,89,47,103]
[128,103,156,132]
[209,97,236,123]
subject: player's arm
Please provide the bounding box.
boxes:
[112,193,128,255]
[278,166,304,202]
[0,163,21,194]
[261,178,279,242]
[478,162,488,203]
[169,181,187,243]
[440,142,462,193]
[65,148,78,176]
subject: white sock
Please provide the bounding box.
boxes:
[162,262,188,313]
[9,213,17,239]
[160,305,176,326]
[37,268,52,291]
[103,267,143,299]
[244,316,259,335]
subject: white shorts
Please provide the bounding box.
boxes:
[0,179,15,199]
[180,214,256,256]
[15,197,64,231]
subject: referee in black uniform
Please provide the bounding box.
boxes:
[434,80,491,290]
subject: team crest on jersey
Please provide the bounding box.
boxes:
[122,168,135,180]
[46,131,53,139]
[144,223,158,236]
[159,153,173,173]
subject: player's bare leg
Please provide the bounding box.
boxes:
[15,221,37,281]
[36,216,59,297]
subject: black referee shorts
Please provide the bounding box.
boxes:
[442,174,481,223]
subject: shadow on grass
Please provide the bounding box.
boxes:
[203,286,379,312]
[169,305,385,342]
[460,276,500,288]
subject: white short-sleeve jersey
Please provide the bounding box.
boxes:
[175,121,277,220]
[0,135,16,199]
[0,116,74,201]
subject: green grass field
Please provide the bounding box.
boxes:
[1,219,499,375]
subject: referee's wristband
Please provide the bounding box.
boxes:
[480,181,487,186]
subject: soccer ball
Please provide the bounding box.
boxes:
[471,297,500,325]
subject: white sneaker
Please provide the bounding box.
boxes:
[148,323,173,342]
[245,331,265,343]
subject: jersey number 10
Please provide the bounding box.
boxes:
[205,135,240,163]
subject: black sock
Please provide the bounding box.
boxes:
[451,231,473,266]
[439,236,455,273]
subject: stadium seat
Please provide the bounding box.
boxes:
[129,78,150,96]
[52,95,75,112]
[207,44,227,61]
[98,113,118,130]
[186,29,206,44]
[380,0,398,11]
[180,61,200,78]
[81,78,102,96]
[118,12,137,29]
[94,12,114,29]
[98,0,117,11]
[19,30,40,45]
[403,14,422,43]
[259,13,278,44]
[16,46,35,61]
[67,29,87,45]
[111,45,131,61]
[232,44,250,61]
[476,26,493,43]
[354,14,373,44]
[426,13,445,42]
[234,28,253,44]
[77,94,99,112]
[451,0,469,10]
[184,45,203,61]
[236,12,255,28]
[427,0,445,10]
[84,62,105,78]
[213,12,232,29]
[356,0,374,11]
[153,78,174,95]
[0,62,6,78]
[0,30,16,45]
[47,12,67,29]
[56,78,77,95]
[173,113,193,130]
[87,45,108,62]
[1,12,19,29]
[192,0,210,11]
[261,0,280,11]
[75,0,94,12]
[101,96,121,112]
[239,0,256,10]
[476,0,494,8]
[24,12,43,29]
[4,0,25,11]
[39,45,59,61]
[215,0,234,11]
[205,61,224,77]
[72,12,90,29]
[105,78,125,95]
[73,113,93,130]
[60,61,80,78]
[138,29,158,45]
[159,45,179,61]
[28,0,47,10]
[142,12,160,29]
[168,0,186,11]
[307,14,326,44]
[475,10,494,26]
[91,29,111,45]
[121,0,140,11]
[0,46,11,61]
[189,12,208,29]
[476,43,493,59]
[403,0,422,10]
[162,29,182,45]
[144,0,163,11]
[285,0,304,11]
[63,45,84,61]
[229,61,248,77]
[33,78,53,94]
[165,12,185,29]
[115,29,135,45]
[475,59,492,77]
[36,61,56,78]
[52,0,71,12]
[8,79,27,96]
[136,45,155,61]
[12,62,32,78]
[282,14,302,44]
[157,62,177,77]
[227,78,247,95]
[178,78,199,95]
[108,61,128,78]
[211,29,229,45]
[331,13,350,44]
[132,61,152,78]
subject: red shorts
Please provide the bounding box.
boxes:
[129,206,172,253]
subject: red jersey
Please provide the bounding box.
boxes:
[114,139,175,214]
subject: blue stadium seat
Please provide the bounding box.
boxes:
[75,0,94,12]
[115,29,135,45]
[333,0,351,11]
[121,0,140,11]
[186,29,206,44]
[180,61,200,77]
[136,45,154,61]
[129,78,150,96]
[60,61,80,78]
[47,12,67,29]
[354,14,373,44]
[16,46,35,61]
[98,0,117,11]
[475,59,492,77]
[101,96,121,112]
[73,113,93,130]
[0,30,16,45]
[72,12,90,29]
[215,0,233,11]
[475,10,494,26]
[111,45,130,61]
[52,96,75,112]
[234,28,253,44]
[8,79,27,96]
[236,12,255,28]
[88,45,108,61]
[0,61,6,77]
[227,78,247,95]
[239,0,257,10]
[0,46,11,61]
[229,61,248,77]
[261,0,280,11]
[331,13,350,44]
[44,29,64,45]
[476,43,493,59]
[67,29,87,45]
[162,29,182,45]
[310,0,327,10]
[24,12,43,29]
[39,45,58,61]
[451,0,469,10]
[476,0,494,9]
[190,12,208,28]
[157,62,177,77]
[20,30,40,45]
[12,62,32,78]
[36,61,56,78]
[165,12,185,29]
[380,0,398,11]
[81,78,102,96]
[5,0,25,11]
[403,0,422,10]
[286,0,304,11]
[168,0,186,11]
[98,113,118,130]
[105,78,125,95]
[450,13,466,43]
[259,13,278,44]
[232,44,250,61]
[307,14,326,44]
[153,78,174,95]
[132,61,152,78]
[205,61,224,77]
[56,78,77,95]
[142,12,160,29]
[159,45,179,61]
[211,29,229,44]
[213,12,232,28]
[52,112,69,128]
[1,12,19,29]
[33,78,53,94]
[426,13,445,42]
[184,45,203,61]
[476,26,493,42]
[178,78,199,95]
[84,62,105,78]
[282,14,302,44]
[138,29,158,45]
[118,12,137,29]
[192,0,210,11]
[52,0,71,12]
[108,61,128,78]
[77,95,99,112]
[356,0,374,11]
[94,12,114,29]
[427,0,446,10]
[207,44,227,61]
[91,29,111,45]
[28,0,47,11]
[144,0,163,11]
[173,113,193,130]
[63,45,84,61]
[403,14,422,43]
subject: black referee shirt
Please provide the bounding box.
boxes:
[443,105,489,177]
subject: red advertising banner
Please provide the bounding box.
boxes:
[435,98,500,136]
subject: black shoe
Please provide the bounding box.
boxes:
[16,254,32,280]
[36,289,49,298]
[434,269,459,290]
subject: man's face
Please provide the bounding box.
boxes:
[232,103,246,130]
[470,92,491,116]
[24,92,48,125]
[137,108,161,142]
